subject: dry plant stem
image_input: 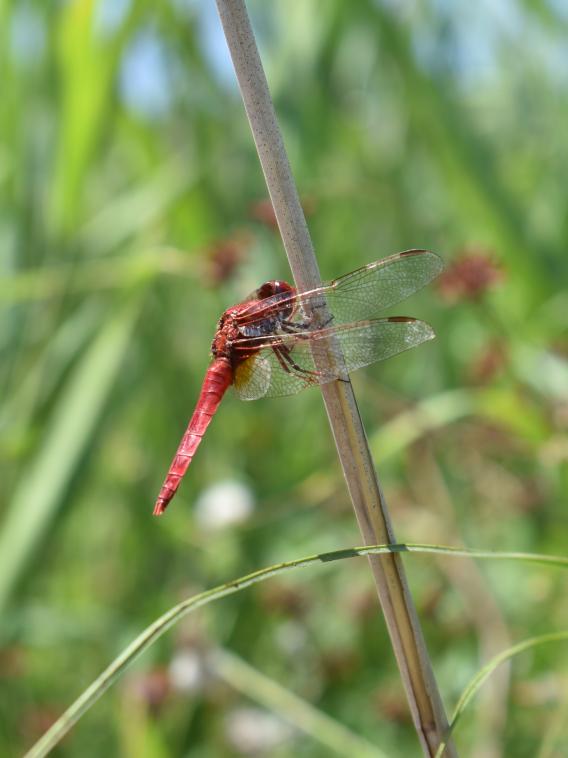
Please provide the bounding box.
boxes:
[214,1,456,755]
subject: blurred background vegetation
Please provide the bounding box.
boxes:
[1,0,568,756]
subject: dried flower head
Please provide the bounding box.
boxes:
[468,340,508,384]
[438,249,503,302]
[206,234,250,285]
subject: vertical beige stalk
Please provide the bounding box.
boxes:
[214,1,456,755]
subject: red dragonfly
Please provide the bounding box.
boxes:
[154,249,443,515]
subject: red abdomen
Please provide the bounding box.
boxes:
[153,358,233,515]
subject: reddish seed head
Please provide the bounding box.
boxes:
[130,667,171,712]
[437,249,503,302]
[468,340,508,384]
[206,235,249,285]
[249,198,279,229]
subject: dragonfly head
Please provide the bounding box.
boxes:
[255,280,294,299]
[254,280,296,320]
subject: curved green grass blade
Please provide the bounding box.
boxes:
[435,631,568,758]
[0,248,194,303]
[212,648,387,758]
[51,0,140,234]
[24,543,568,758]
[360,0,548,305]
[370,387,550,463]
[0,301,140,612]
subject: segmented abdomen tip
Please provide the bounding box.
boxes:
[153,499,168,516]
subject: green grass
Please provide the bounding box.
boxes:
[2,1,568,756]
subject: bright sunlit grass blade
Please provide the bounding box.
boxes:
[536,685,568,758]
[435,631,568,758]
[370,387,551,462]
[370,389,477,462]
[78,159,194,255]
[367,2,547,310]
[3,4,567,755]
[212,648,387,758]
[51,0,136,233]
[0,301,141,613]
[24,543,568,758]
[0,304,101,436]
[0,248,194,303]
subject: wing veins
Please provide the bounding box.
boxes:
[235,249,442,330]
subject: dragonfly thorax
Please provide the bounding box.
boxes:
[238,316,280,338]
[255,280,295,318]
[211,309,243,359]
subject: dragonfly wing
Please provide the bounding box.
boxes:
[235,249,443,330]
[303,249,444,325]
[233,317,435,400]
[234,352,315,400]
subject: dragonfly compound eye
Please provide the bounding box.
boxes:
[256,280,294,300]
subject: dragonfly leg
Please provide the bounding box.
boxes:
[280,319,311,332]
[280,312,334,333]
[310,311,334,328]
[271,343,347,387]
[272,344,293,374]
[279,342,350,385]
[300,300,335,328]
[277,344,323,379]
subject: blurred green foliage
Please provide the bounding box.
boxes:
[1,1,568,756]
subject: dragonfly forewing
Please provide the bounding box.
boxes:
[299,249,443,326]
[235,249,443,333]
